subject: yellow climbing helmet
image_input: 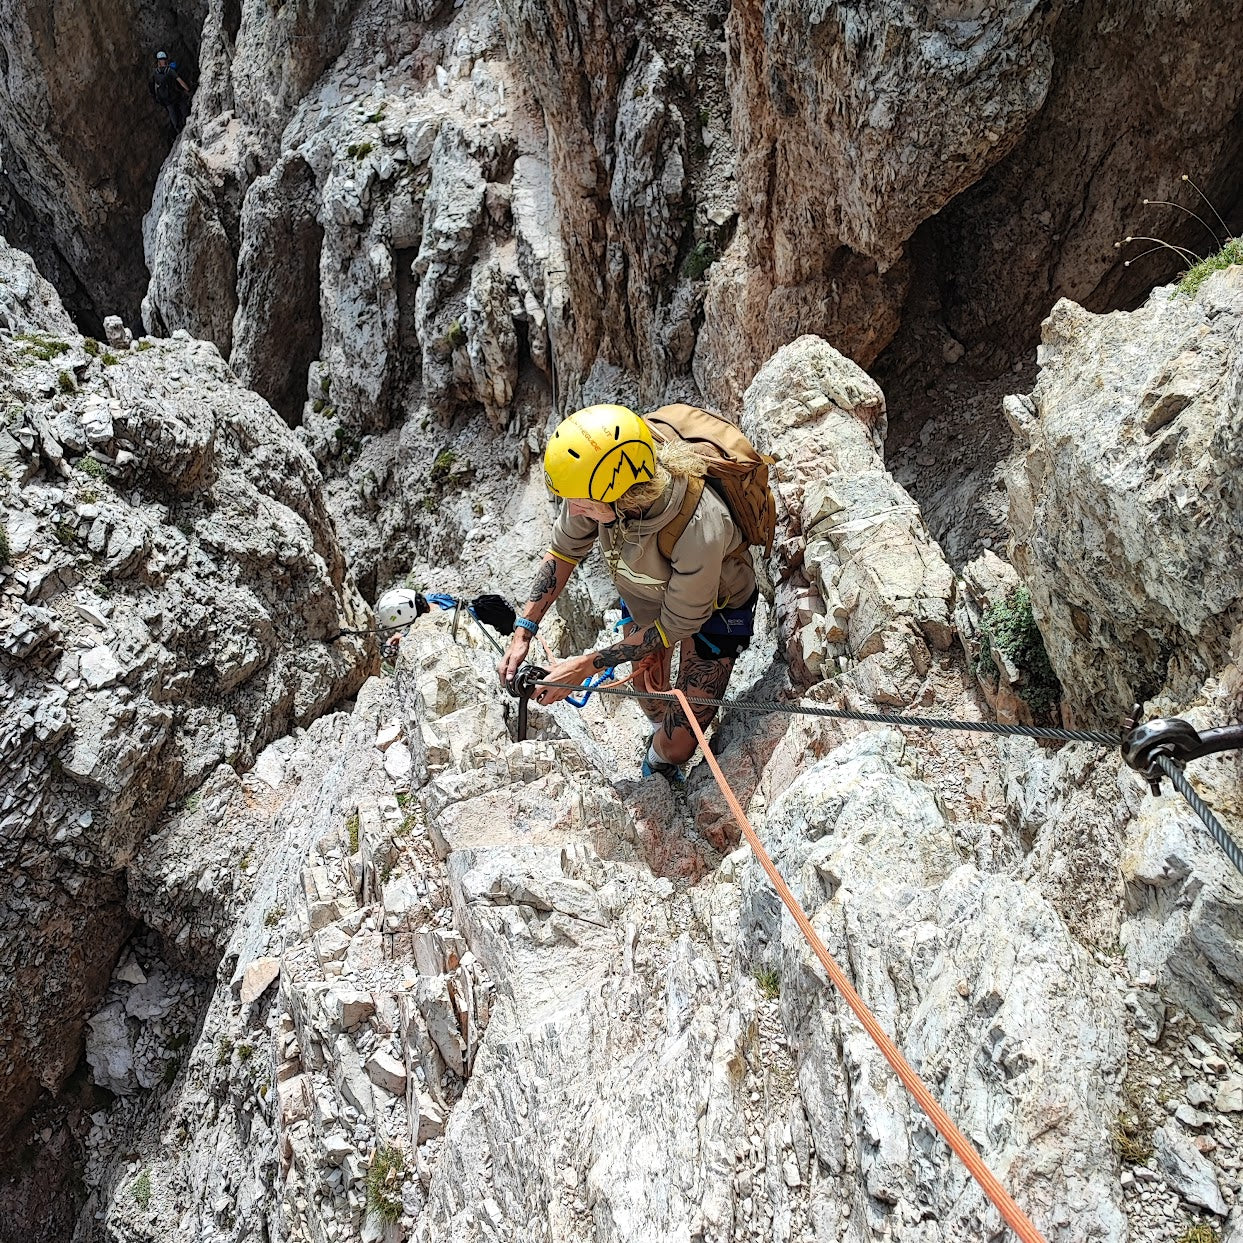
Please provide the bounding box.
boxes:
[543,404,657,503]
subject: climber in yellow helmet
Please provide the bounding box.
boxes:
[498,404,757,782]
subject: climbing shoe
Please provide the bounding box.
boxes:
[641,738,685,785]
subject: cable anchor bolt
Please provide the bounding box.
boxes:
[1120,703,1243,794]
[506,663,549,742]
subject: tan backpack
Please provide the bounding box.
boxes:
[645,404,777,563]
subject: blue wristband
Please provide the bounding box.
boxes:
[514,617,539,636]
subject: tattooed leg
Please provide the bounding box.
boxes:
[621,623,671,722]
[656,640,735,765]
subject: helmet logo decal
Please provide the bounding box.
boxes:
[591,441,655,501]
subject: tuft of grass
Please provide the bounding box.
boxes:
[161,1058,180,1087]
[136,340,154,352]
[216,1037,234,1067]
[1176,1225,1220,1243]
[17,332,69,362]
[974,586,1061,716]
[366,108,386,124]
[185,791,202,813]
[83,338,100,357]
[0,523,10,566]
[320,373,331,396]
[347,811,360,854]
[445,319,466,350]
[1178,237,1243,298]
[430,449,456,483]
[264,903,286,928]
[365,1144,406,1224]
[754,967,781,1000]
[54,521,77,546]
[1112,1084,1155,1165]
[347,141,375,160]
[131,1168,152,1209]
[236,1043,254,1063]
[57,370,76,394]
[102,352,119,366]
[80,456,107,480]
[682,239,717,280]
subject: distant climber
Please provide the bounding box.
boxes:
[149,51,192,133]
[497,403,763,783]
[373,588,516,658]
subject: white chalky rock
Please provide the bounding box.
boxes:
[84,1002,136,1094]
[1154,1125,1227,1215]
[103,315,131,349]
[251,744,287,790]
[365,1049,407,1096]
[384,742,412,782]
[239,957,282,1005]
[79,645,123,689]
[1216,1078,1243,1113]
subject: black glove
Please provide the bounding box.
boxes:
[470,594,516,635]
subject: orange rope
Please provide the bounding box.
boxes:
[669,688,1049,1243]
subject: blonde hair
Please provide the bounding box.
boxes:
[617,439,706,513]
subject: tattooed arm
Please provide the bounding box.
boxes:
[524,554,574,620]
[498,553,576,683]
[529,623,668,706]
[590,624,665,671]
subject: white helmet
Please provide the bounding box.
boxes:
[156,50,168,58]
[375,588,426,629]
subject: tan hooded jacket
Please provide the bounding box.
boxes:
[548,477,756,645]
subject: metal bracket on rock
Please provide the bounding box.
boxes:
[1121,704,1243,795]
[505,662,549,742]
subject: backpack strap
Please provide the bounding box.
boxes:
[657,476,704,563]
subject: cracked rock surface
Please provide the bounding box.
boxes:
[0,236,372,1156]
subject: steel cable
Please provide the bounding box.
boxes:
[1154,754,1243,875]
[527,678,1121,746]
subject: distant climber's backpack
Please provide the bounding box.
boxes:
[152,65,177,104]
[646,404,777,563]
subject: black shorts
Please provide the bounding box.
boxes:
[692,590,757,660]
[619,591,757,661]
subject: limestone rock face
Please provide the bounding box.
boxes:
[496,0,714,404]
[0,0,206,329]
[49,332,1243,1243]
[697,0,1243,407]
[141,0,559,447]
[742,335,954,690]
[0,236,373,1142]
[1005,266,1243,723]
[695,0,1061,404]
[756,730,1127,1239]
